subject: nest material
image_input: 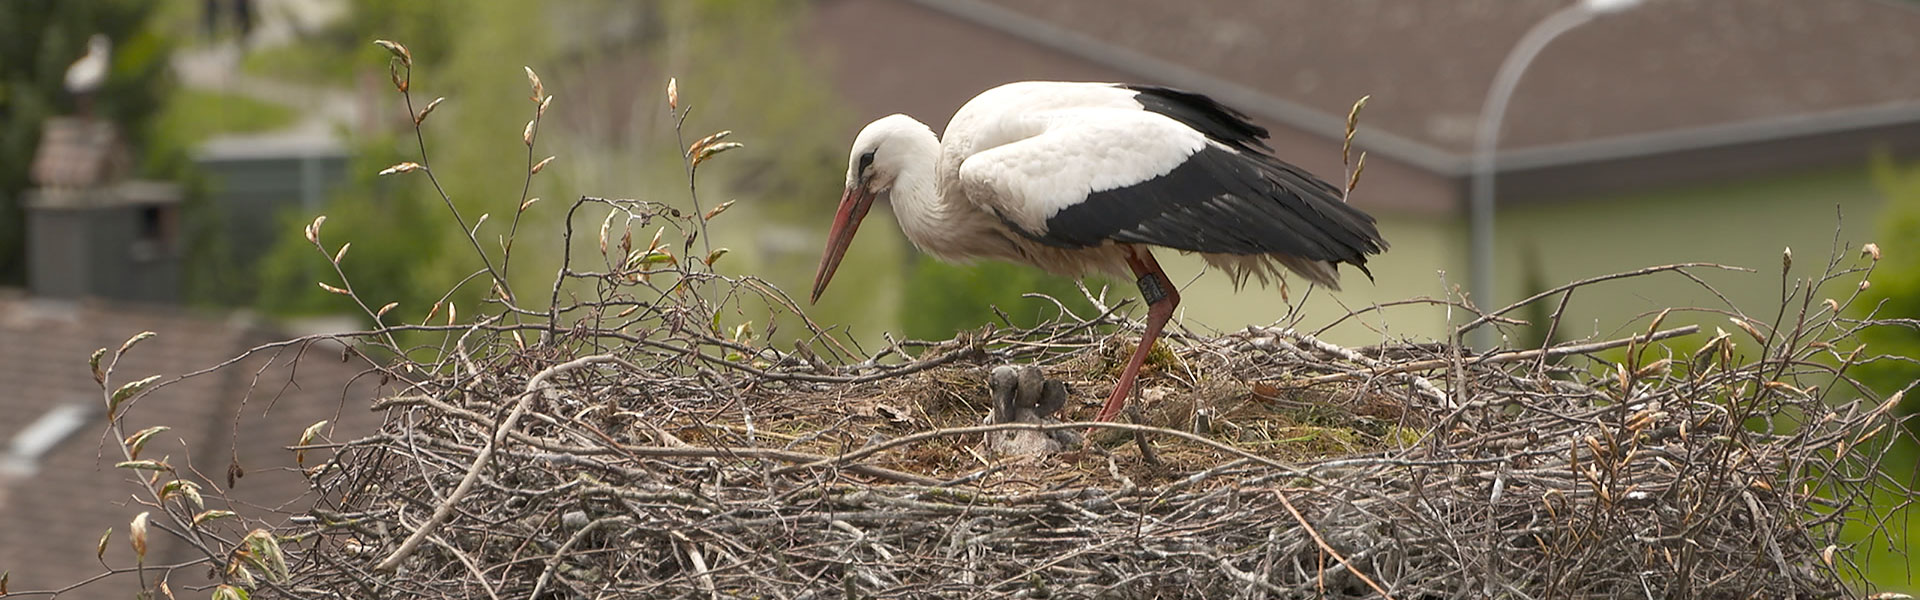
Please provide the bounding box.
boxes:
[236,197,1910,600]
[289,292,1902,598]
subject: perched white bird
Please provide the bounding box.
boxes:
[64,34,112,96]
[64,33,112,119]
[812,81,1387,422]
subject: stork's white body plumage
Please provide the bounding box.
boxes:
[65,34,112,95]
[815,81,1387,422]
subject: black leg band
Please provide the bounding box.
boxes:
[1136,273,1168,305]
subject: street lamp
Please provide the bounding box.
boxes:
[1466,0,1644,348]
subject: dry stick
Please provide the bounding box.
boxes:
[424,532,502,600]
[373,393,943,485]
[396,66,514,305]
[528,515,633,600]
[1126,402,1165,469]
[624,446,942,486]
[1453,263,1748,339]
[1279,326,1699,389]
[767,421,1311,481]
[374,354,622,572]
[1270,327,1451,407]
[1273,489,1397,600]
[672,530,720,600]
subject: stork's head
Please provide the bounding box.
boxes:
[812,114,934,303]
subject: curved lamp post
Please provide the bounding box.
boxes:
[1467,0,1644,348]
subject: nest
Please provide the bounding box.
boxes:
[269,200,1909,599]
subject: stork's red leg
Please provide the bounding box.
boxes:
[1096,248,1180,422]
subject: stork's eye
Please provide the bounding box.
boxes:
[858,150,875,172]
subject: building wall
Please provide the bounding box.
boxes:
[1147,215,1458,345]
[199,154,348,275]
[1491,165,1884,347]
[797,0,1899,350]
[26,193,181,305]
[1108,165,1887,349]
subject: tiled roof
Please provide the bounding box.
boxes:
[0,294,381,597]
[958,0,1920,161]
[30,117,130,189]
[805,0,1920,210]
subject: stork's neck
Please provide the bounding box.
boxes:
[880,126,954,257]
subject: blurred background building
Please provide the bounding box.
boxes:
[3,0,1919,595]
[806,0,1920,345]
[7,0,1918,341]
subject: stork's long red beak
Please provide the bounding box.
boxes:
[811,185,875,303]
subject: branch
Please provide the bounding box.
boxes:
[766,421,1313,481]
[1274,489,1397,600]
[1277,325,1699,389]
[374,354,623,571]
[1453,263,1749,339]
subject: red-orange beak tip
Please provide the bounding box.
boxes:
[812,186,874,306]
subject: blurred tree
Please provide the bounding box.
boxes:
[252,0,858,340]
[255,1,547,324]
[257,137,442,317]
[1857,154,1920,408]
[0,1,179,286]
[249,0,1075,350]
[654,0,852,210]
[1845,153,1920,598]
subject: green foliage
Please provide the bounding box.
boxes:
[151,88,297,146]
[257,137,443,318]
[239,0,454,82]
[897,256,1102,341]
[241,43,356,87]
[1844,153,1920,593]
[0,0,179,285]
[1856,154,1920,403]
[252,1,860,346]
[254,2,551,321]
[654,0,852,208]
[638,1,870,344]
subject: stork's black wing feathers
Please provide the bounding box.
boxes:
[1009,86,1385,273]
[983,85,1383,276]
[1120,84,1270,153]
[1040,144,1386,271]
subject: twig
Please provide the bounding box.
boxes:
[1277,325,1699,388]
[374,354,623,571]
[1453,263,1749,339]
[529,515,631,600]
[1273,489,1397,600]
[394,62,515,304]
[767,421,1310,480]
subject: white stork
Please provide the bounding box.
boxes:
[64,34,111,115]
[812,82,1387,422]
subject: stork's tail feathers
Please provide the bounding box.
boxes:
[1120,84,1388,287]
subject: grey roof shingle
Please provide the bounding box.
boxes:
[807,0,1920,210]
[0,294,381,598]
[966,0,1920,156]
